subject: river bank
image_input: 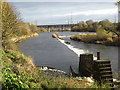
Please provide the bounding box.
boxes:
[2,31,109,89]
[70,33,120,46]
[57,34,119,78]
[20,32,119,75]
[10,33,39,43]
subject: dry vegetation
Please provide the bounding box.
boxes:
[52,32,64,40]
[0,1,112,89]
[70,29,120,46]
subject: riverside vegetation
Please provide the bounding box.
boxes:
[0,1,113,89]
[70,20,120,46]
[52,32,64,40]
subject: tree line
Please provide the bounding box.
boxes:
[71,19,119,32]
[1,1,46,50]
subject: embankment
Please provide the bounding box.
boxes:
[10,33,39,43]
[2,32,113,89]
[70,33,120,46]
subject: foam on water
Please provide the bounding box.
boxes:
[58,36,97,60]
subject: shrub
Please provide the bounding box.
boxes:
[96,25,109,41]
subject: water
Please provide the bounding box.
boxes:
[19,32,118,76]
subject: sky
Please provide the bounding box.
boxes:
[9,1,119,25]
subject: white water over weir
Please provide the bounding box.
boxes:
[58,35,97,60]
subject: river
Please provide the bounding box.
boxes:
[19,32,118,77]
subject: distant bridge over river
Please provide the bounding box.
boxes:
[37,24,76,31]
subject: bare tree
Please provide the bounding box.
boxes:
[1,1,20,49]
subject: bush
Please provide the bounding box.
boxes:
[96,25,109,41]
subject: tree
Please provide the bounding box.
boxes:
[86,20,93,25]
[82,24,88,31]
[71,25,79,32]
[1,1,20,49]
[96,25,109,40]
[18,22,31,36]
[86,20,95,32]
[99,19,114,30]
[87,24,94,32]
[99,19,119,38]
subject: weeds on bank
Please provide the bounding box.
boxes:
[1,50,112,89]
[1,1,113,89]
[70,33,120,46]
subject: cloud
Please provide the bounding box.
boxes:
[53,8,118,17]
[22,8,118,20]
[21,8,118,24]
[75,8,117,15]
[11,2,118,25]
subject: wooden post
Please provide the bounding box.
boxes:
[97,52,100,60]
[79,53,94,77]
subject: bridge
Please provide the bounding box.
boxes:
[37,24,76,31]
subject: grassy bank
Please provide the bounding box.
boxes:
[10,33,39,43]
[1,32,113,89]
[52,32,64,40]
[1,1,112,89]
[70,33,120,46]
[1,50,110,89]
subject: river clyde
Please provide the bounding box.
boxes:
[19,32,118,77]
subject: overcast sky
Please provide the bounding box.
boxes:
[9,1,118,25]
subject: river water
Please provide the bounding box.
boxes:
[19,32,118,76]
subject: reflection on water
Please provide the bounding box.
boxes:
[20,32,118,76]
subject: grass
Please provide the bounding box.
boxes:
[70,34,98,43]
[1,51,92,88]
[80,34,98,43]
[2,55,108,89]
[1,31,112,89]
[52,32,64,40]
[1,1,111,88]
[1,37,113,89]
[70,33,120,46]
[10,33,39,43]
